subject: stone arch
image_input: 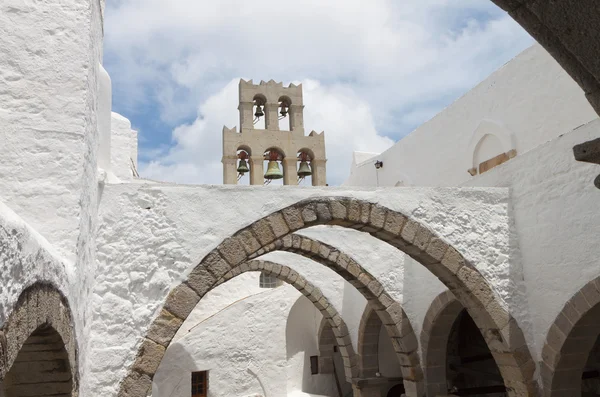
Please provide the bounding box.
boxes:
[252,234,421,394]
[358,305,382,377]
[122,197,535,397]
[318,317,337,375]
[420,290,464,396]
[540,276,600,397]
[0,283,78,396]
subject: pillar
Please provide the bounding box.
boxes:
[222,156,237,184]
[264,102,280,131]
[238,102,254,131]
[289,104,305,133]
[311,159,327,186]
[250,156,264,185]
[283,158,297,185]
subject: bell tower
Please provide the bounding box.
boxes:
[222,79,327,186]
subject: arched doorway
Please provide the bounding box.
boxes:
[3,325,73,397]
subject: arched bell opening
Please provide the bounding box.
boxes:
[263,147,285,186]
[297,148,314,186]
[252,94,266,130]
[236,147,251,185]
[3,324,73,397]
[446,309,506,396]
[278,96,292,131]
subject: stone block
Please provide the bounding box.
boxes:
[400,219,419,243]
[300,204,318,224]
[236,230,262,255]
[217,237,247,266]
[267,212,290,238]
[180,264,212,296]
[440,247,466,275]
[426,238,450,263]
[347,200,362,223]
[329,200,348,222]
[413,224,432,251]
[203,251,231,278]
[164,284,200,320]
[132,339,166,375]
[147,309,183,347]
[119,371,152,397]
[280,266,290,278]
[316,202,332,222]
[383,211,407,236]
[282,206,304,231]
[252,218,276,246]
[369,204,386,230]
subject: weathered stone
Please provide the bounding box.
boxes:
[329,200,348,222]
[280,265,290,278]
[217,237,247,266]
[252,218,276,246]
[318,244,331,259]
[441,246,466,275]
[147,310,184,347]
[316,202,332,222]
[369,204,386,229]
[237,230,262,255]
[425,237,450,262]
[383,211,407,236]
[119,371,152,397]
[413,224,432,251]
[300,204,318,224]
[400,219,419,243]
[281,206,304,231]
[267,212,290,238]
[186,266,215,298]
[347,200,361,223]
[132,339,166,375]
[203,251,231,278]
[164,284,200,320]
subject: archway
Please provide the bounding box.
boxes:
[3,325,73,397]
[422,290,508,396]
[145,259,359,397]
[122,197,534,397]
[0,283,78,397]
[541,276,600,396]
[318,318,353,396]
[358,306,382,378]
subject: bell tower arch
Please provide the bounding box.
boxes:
[222,79,327,186]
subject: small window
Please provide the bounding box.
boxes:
[259,272,279,288]
[192,371,208,397]
[310,355,319,375]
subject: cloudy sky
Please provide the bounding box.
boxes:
[103,0,534,186]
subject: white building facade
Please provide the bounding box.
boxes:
[0,2,600,397]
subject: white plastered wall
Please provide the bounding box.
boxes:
[344,43,597,188]
[91,183,513,397]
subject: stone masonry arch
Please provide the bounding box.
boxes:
[540,276,600,397]
[420,290,464,396]
[120,197,535,397]
[358,305,382,378]
[251,233,422,394]
[127,259,359,395]
[0,283,78,396]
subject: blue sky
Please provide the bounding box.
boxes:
[103,0,534,185]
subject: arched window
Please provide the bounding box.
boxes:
[252,94,266,130]
[259,271,279,288]
[278,96,292,131]
[297,149,314,186]
[236,147,251,185]
[263,147,285,186]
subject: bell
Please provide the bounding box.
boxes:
[264,160,283,180]
[254,105,264,118]
[280,105,288,117]
[237,159,249,174]
[297,160,312,177]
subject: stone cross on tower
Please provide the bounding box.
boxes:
[222,79,327,186]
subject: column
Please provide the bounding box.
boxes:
[288,104,305,133]
[238,102,254,131]
[222,156,237,184]
[250,155,264,185]
[311,159,327,186]
[264,102,280,131]
[282,158,298,186]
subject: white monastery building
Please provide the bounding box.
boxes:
[1,2,600,397]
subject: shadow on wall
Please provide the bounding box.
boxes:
[153,342,198,397]
[286,296,337,396]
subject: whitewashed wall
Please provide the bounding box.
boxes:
[344,44,597,188]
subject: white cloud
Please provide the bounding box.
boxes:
[104,0,534,185]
